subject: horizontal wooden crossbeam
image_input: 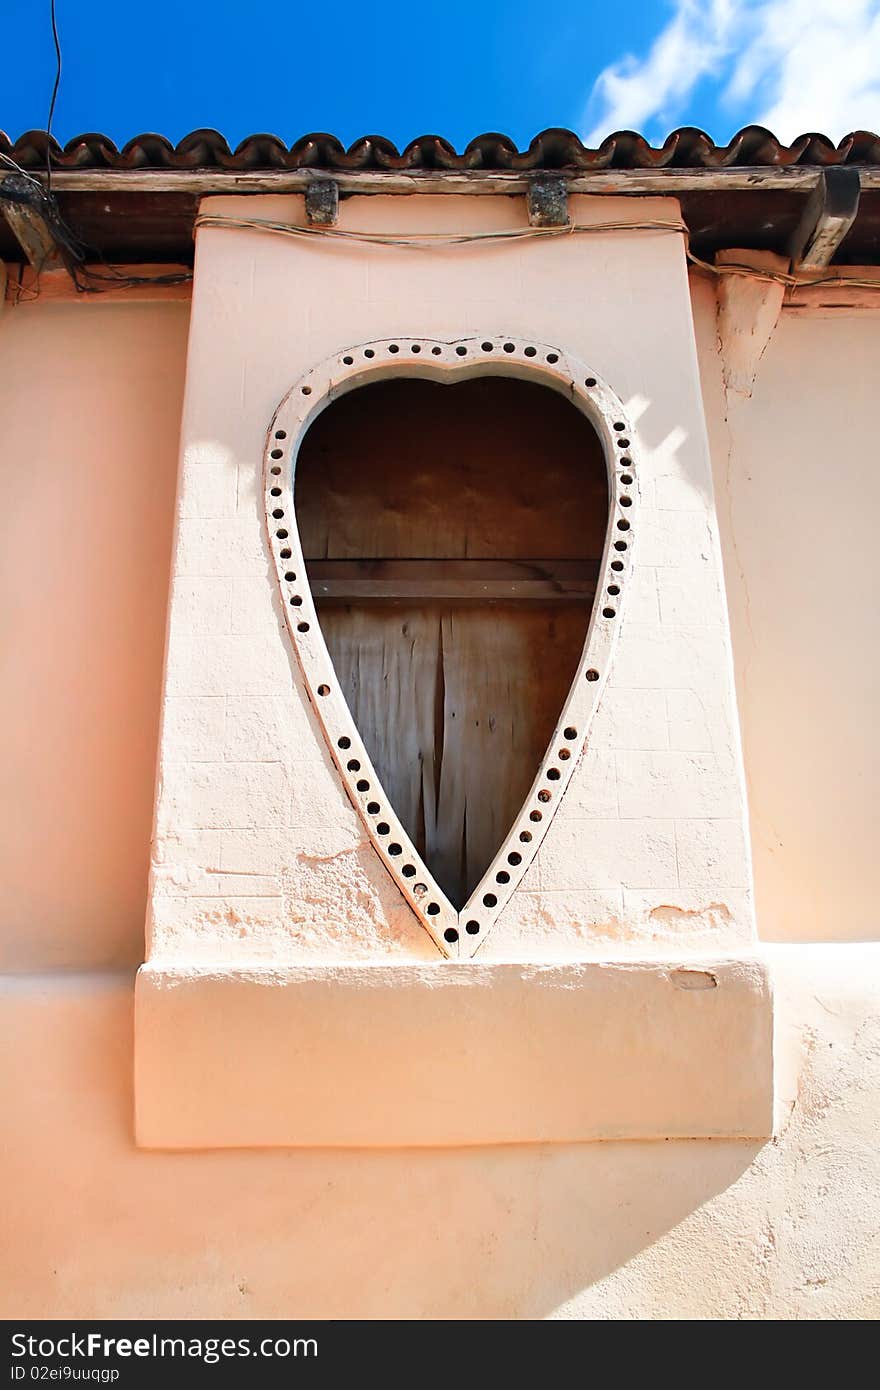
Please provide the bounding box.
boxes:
[42,166,880,195]
[306,557,601,604]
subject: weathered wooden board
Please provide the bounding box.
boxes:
[308,557,600,603]
[296,377,607,562]
[296,376,606,905]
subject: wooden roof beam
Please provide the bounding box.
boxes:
[39,165,880,195]
[0,174,65,272]
[789,167,861,270]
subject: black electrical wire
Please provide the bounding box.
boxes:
[45,0,62,192]
[0,1,192,294]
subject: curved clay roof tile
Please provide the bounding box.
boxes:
[3,125,880,172]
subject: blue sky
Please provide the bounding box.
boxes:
[4,0,880,149]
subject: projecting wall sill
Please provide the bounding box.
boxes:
[135,956,773,1148]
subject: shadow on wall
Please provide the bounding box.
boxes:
[3,976,760,1319]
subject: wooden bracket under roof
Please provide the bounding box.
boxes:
[305,178,339,226]
[527,175,569,227]
[0,174,64,273]
[789,167,861,270]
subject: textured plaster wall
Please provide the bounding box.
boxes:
[151,193,753,964]
[693,278,880,943]
[0,298,189,969]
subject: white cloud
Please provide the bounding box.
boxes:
[729,0,880,141]
[583,0,880,145]
[582,0,740,145]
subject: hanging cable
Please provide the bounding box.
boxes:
[191,210,880,294]
[192,213,690,249]
[45,0,62,192]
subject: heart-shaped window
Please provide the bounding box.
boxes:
[265,339,634,957]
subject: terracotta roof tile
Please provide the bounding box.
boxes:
[4,125,880,173]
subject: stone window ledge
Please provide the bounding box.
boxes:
[135,956,773,1149]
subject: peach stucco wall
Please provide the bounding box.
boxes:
[2,262,874,975]
[2,946,877,1319]
[1,232,878,1315]
[695,278,880,943]
[0,298,189,970]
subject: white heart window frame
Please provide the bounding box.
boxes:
[264,336,636,959]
